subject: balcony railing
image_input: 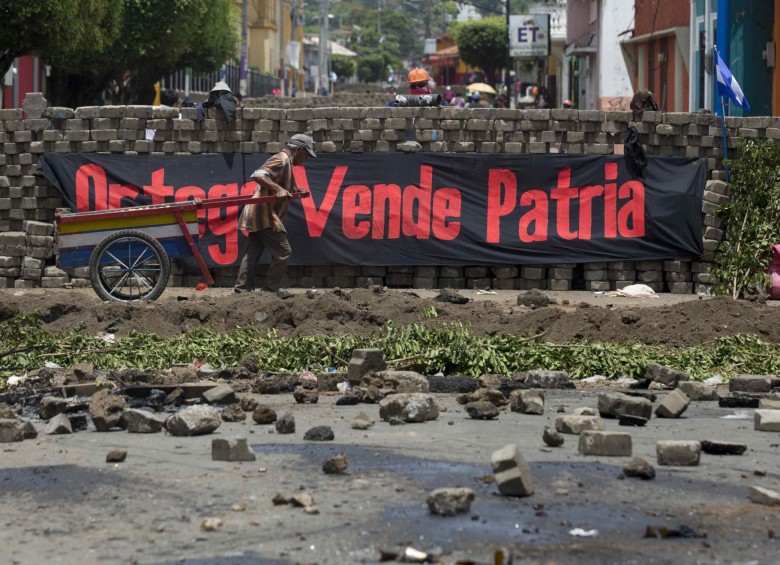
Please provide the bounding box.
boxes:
[161,63,280,98]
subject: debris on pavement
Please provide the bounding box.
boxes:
[426,487,475,516]
[106,449,127,463]
[303,425,334,441]
[490,444,534,497]
[569,528,599,537]
[212,438,256,462]
[322,454,348,474]
[623,457,656,480]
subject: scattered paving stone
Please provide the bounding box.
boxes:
[490,444,534,497]
[427,487,475,516]
[435,289,469,304]
[89,389,127,431]
[510,390,544,415]
[351,412,375,430]
[379,393,440,423]
[656,440,701,466]
[465,400,499,420]
[749,485,780,506]
[38,396,68,420]
[44,413,73,435]
[759,399,780,409]
[20,420,37,439]
[573,407,598,416]
[106,449,127,463]
[220,404,247,422]
[623,457,656,480]
[67,413,89,431]
[678,381,719,401]
[0,419,26,442]
[655,389,691,418]
[322,454,348,474]
[477,374,503,390]
[304,425,334,441]
[700,440,746,455]
[543,427,564,447]
[517,288,551,308]
[0,403,15,419]
[200,517,223,531]
[212,438,256,462]
[347,348,387,386]
[165,405,221,437]
[336,394,361,405]
[240,396,259,412]
[367,370,429,393]
[618,415,648,427]
[457,388,508,407]
[555,415,606,434]
[645,363,689,388]
[293,386,319,404]
[202,384,237,405]
[754,410,780,432]
[579,431,632,456]
[275,413,295,434]
[522,370,573,389]
[719,394,761,408]
[598,392,653,420]
[252,405,277,425]
[730,374,778,393]
[123,408,167,433]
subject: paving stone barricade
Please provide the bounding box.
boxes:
[0,93,766,292]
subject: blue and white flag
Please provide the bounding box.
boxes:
[715,49,750,112]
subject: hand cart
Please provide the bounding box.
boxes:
[55,192,308,302]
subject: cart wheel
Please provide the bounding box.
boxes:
[89,230,170,302]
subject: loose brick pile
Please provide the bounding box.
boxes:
[0,93,769,292]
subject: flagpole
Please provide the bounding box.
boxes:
[720,95,730,182]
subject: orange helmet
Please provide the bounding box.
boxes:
[407,68,431,84]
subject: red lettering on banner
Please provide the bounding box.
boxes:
[604,163,618,238]
[108,184,140,209]
[342,185,371,239]
[519,190,548,242]
[205,183,239,265]
[550,168,578,240]
[372,184,402,239]
[578,185,604,240]
[618,181,645,237]
[431,188,461,240]
[75,163,108,211]
[297,165,348,237]
[402,165,432,239]
[143,169,174,205]
[174,185,208,236]
[486,169,517,243]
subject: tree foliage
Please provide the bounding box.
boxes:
[712,138,780,298]
[331,55,356,80]
[357,53,387,83]
[451,16,506,85]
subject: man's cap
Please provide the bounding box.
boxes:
[210,81,232,94]
[288,134,316,157]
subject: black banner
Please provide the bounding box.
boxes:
[38,152,705,267]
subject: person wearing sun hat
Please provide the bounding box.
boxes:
[234,134,316,297]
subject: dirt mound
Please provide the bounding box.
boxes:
[1,288,779,347]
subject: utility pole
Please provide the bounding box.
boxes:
[239,0,248,97]
[290,0,298,96]
[319,0,330,95]
[505,0,511,86]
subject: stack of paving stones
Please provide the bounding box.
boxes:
[2,92,773,291]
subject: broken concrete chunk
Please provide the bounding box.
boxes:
[379,393,439,423]
[645,363,689,388]
[754,410,780,432]
[202,384,237,405]
[490,444,534,497]
[165,405,221,437]
[252,405,277,425]
[522,370,572,389]
[44,413,73,435]
[510,390,544,415]
[749,485,780,506]
[0,418,26,442]
[729,374,778,393]
[758,399,780,409]
[347,348,387,385]
[220,403,246,422]
[465,400,499,420]
[293,386,319,404]
[555,415,606,434]
[303,425,334,441]
[477,374,503,390]
[123,408,166,433]
[656,440,701,466]
[368,370,429,393]
[517,289,551,308]
[543,427,564,447]
[240,396,259,412]
[700,440,746,455]
[351,412,375,430]
[678,381,719,401]
[655,389,691,418]
[38,396,68,420]
[322,454,348,474]
[578,431,632,456]
[457,388,508,407]
[573,407,597,416]
[275,413,295,434]
[623,457,655,480]
[20,420,37,439]
[426,487,475,516]
[89,389,127,431]
[212,438,256,462]
[106,449,127,463]
[598,392,652,420]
